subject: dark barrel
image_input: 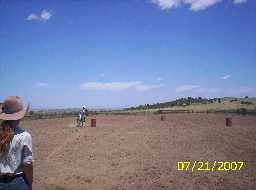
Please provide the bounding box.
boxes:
[226,117,232,127]
[91,119,96,127]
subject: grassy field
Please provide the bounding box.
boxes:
[121,97,256,114]
[164,99,256,112]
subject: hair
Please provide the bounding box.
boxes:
[0,121,16,153]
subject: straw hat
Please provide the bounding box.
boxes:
[0,96,29,120]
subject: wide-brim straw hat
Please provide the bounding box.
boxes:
[0,96,30,120]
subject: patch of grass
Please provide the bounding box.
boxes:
[123,98,256,114]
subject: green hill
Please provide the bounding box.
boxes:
[125,97,256,114]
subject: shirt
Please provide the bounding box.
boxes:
[0,126,33,174]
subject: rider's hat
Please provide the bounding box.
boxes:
[0,96,30,120]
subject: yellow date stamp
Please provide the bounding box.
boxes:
[177,161,245,172]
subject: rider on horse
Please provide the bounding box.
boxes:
[77,106,89,127]
[81,105,88,122]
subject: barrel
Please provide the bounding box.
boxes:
[91,119,96,127]
[226,117,232,127]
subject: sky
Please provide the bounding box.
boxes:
[0,0,255,109]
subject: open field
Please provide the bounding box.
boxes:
[21,114,256,190]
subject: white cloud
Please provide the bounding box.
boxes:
[80,81,140,91]
[221,74,231,80]
[151,0,247,11]
[151,0,222,11]
[233,0,247,4]
[175,85,199,92]
[40,9,52,20]
[26,14,39,21]
[36,82,48,87]
[135,83,164,91]
[80,81,163,92]
[26,9,52,21]
[151,0,181,10]
[186,0,222,11]
[157,77,163,81]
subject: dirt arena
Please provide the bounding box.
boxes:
[21,114,256,190]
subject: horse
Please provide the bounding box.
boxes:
[76,110,88,127]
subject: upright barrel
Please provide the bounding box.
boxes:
[226,117,232,127]
[91,119,96,127]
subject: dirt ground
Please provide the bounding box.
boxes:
[21,113,256,190]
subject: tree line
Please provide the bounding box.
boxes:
[126,97,222,110]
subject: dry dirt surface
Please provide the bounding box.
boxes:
[21,114,256,190]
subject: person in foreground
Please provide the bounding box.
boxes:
[0,96,33,190]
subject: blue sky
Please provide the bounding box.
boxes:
[0,0,255,109]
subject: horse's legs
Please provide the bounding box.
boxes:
[77,118,82,127]
[82,116,85,127]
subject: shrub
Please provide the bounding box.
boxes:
[237,108,247,115]
[241,101,252,105]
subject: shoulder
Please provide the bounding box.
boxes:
[21,131,32,140]
[19,131,32,148]
[14,127,32,141]
[9,127,33,152]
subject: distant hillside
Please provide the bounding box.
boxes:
[125,96,256,113]
[126,97,219,110]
